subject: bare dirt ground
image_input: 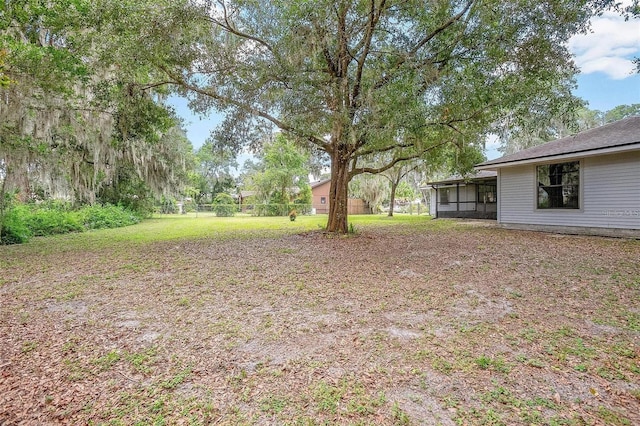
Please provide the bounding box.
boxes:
[1,220,639,425]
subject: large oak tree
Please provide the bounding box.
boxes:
[147,0,619,232]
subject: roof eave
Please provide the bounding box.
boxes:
[310,178,331,188]
[476,142,640,170]
[426,176,497,186]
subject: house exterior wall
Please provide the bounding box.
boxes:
[497,151,640,234]
[311,180,372,215]
[311,181,331,214]
[429,189,437,216]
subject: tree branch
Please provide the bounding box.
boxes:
[350,140,450,177]
[137,81,176,91]
[355,140,415,157]
[350,0,386,108]
[159,66,331,151]
[372,0,475,90]
[206,0,275,54]
[409,0,475,57]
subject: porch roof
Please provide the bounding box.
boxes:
[426,170,497,186]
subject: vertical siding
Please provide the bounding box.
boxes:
[498,151,640,230]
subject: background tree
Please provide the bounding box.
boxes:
[499,103,640,155]
[0,0,192,219]
[141,0,617,233]
[379,160,422,217]
[262,134,309,207]
[350,174,388,214]
[604,104,640,123]
[240,134,311,215]
[97,127,194,216]
[194,138,238,204]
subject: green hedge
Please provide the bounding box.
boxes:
[1,203,142,245]
[1,205,32,245]
[251,203,311,217]
[212,193,237,217]
[26,208,84,236]
[77,204,141,229]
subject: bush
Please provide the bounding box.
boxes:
[0,202,143,245]
[25,207,84,236]
[158,198,178,214]
[77,204,142,229]
[212,193,236,217]
[293,200,311,215]
[253,203,287,217]
[1,205,32,245]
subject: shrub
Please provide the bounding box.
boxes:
[253,203,289,217]
[1,204,32,245]
[0,202,143,245]
[158,198,178,214]
[25,207,83,236]
[293,200,311,215]
[212,193,236,217]
[77,204,142,229]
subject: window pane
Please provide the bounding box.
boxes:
[440,188,449,205]
[536,162,579,209]
[478,184,496,203]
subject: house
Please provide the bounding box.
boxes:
[475,116,640,238]
[236,190,257,212]
[311,179,332,214]
[310,179,372,215]
[423,171,498,219]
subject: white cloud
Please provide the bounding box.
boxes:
[568,5,640,80]
[578,56,636,79]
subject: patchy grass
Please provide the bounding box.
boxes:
[0,215,638,425]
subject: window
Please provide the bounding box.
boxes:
[537,161,579,209]
[477,183,496,203]
[440,188,450,205]
[320,196,326,204]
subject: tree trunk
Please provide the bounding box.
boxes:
[0,169,7,241]
[388,180,398,217]
[326,151,350,233]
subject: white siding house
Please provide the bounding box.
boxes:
[476,116,640,238]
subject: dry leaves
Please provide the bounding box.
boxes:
[1,221,638,425]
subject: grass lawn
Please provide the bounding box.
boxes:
[1,214,638,425]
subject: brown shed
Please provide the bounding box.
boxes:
[310,179,372,215]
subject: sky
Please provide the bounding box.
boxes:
[172,4,640,163]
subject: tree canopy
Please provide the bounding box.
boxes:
[192,138,238,204]
[0,0,192,211]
